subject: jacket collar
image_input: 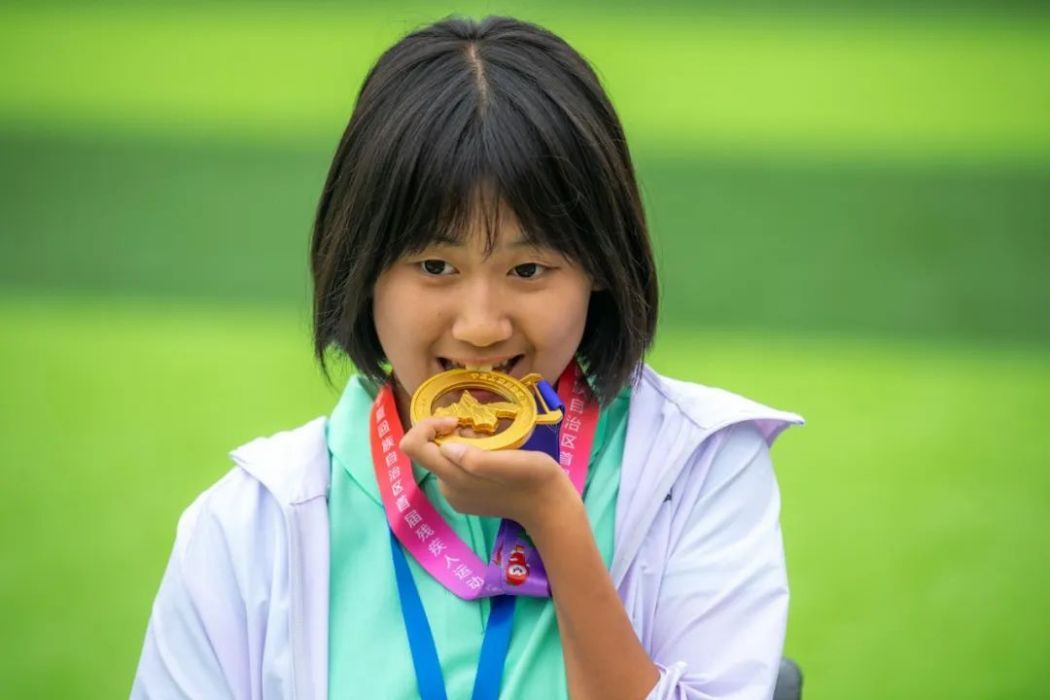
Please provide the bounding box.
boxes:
[609,365,803,584]
[229,415,329,506]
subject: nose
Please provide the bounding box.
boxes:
[450,283,513,348]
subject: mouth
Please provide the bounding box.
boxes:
[438,354,523,376]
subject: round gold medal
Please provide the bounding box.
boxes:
[410,369,563,451]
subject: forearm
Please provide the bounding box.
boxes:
[526,485,659,700]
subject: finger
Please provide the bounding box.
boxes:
[412,441,463,484]
[399,417,467,484]
[439,442,554,482]
[399,416,459,456]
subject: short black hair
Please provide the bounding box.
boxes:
[311,15,658,403]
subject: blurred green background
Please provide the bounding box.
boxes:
[1,1,1048,697]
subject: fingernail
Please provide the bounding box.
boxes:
[440,441,466,463]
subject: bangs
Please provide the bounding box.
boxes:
[371,48,605,282]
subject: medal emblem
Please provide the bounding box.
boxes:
[410,369,563,451]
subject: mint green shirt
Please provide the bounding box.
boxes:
[327,375,629,699]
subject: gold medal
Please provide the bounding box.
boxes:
[410,369,563,451]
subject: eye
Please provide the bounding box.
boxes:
[511,263,547,279]
[420,259,456,276]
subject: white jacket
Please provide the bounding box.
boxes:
[132,365,802,699]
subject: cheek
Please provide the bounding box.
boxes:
[373,273,424,356]
[373,273,450,358]
[543,300,587,342]
[554,275,592,333]
[524,280,591,354]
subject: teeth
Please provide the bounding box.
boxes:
[449,357,516,373]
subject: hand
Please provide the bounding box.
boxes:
[398,416,578,532]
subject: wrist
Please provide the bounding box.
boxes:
[521,474,585,545]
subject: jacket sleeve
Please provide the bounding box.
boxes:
[646,423,790,700]
[131,470,259,699]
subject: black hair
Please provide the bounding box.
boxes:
[311,15,658,403]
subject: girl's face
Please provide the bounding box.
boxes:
[373,205,594,423]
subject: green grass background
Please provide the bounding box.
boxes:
[1,2,1048,697]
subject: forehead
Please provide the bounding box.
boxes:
[388,176,582,270]
[413,193,539,254]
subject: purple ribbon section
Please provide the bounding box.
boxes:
[482,417,562,597]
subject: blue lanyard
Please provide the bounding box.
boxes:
[390,530,516,700]
[388,383,562,698]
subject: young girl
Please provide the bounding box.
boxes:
[133,15,801,700]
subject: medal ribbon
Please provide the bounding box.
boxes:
[370,360,599,599]
[376,361,598,699]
